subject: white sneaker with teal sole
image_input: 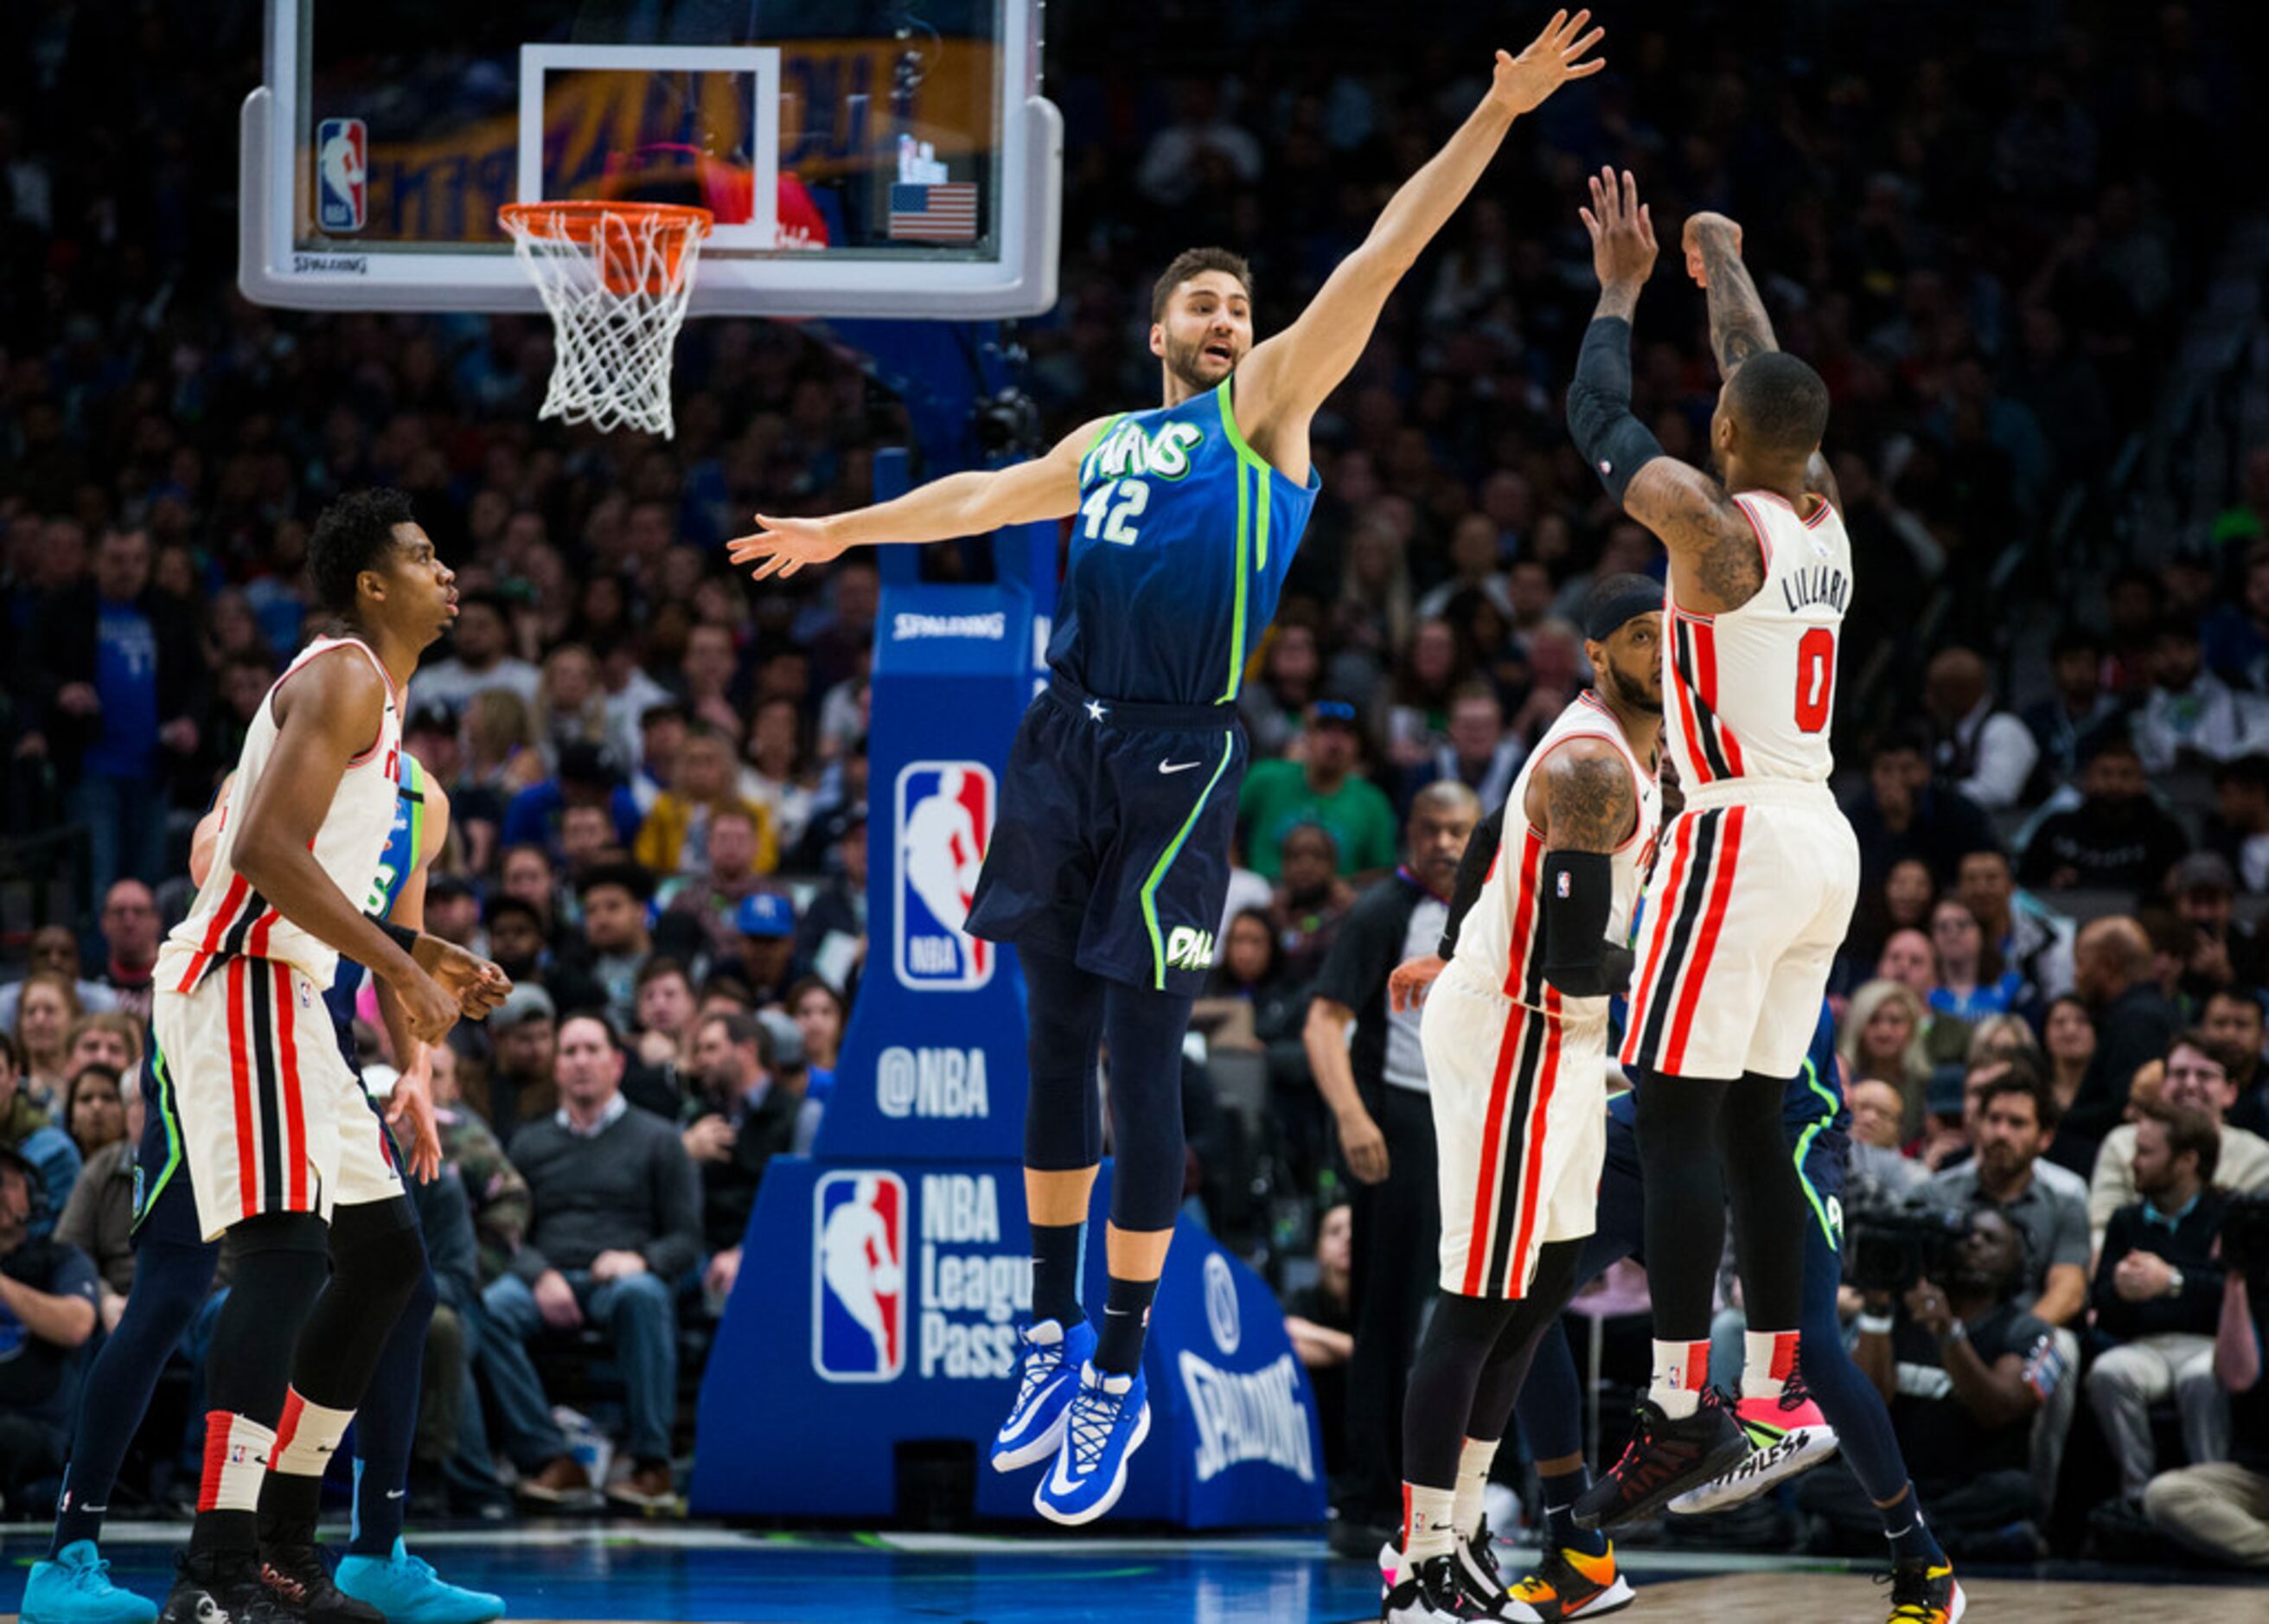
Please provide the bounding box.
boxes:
[333,1539,506,1624]
[21,1541,158,1624]
[1033,1362,1150,1526]
[992,1317,1097,1472]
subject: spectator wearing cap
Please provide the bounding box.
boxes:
[2022,628,2125,802]
[1844,726,1998,894]
[481,1013,700,1512]
[564,861,655,1030]
[2169,851,2266,1006]
[2201,757,2269,898]
[2134,617,2269,775]
[1925,646,2040,812]
[469,985,559,1144]
[634,724,777,880]
[1237,697,1398,881]
[2091,1034,2269,1237]
[2087,1100,2234,1500]
[793,805,867,997]
[2018,735,2191,895]
[410,590,540,718]
[19,526,206,902]
[681,1010,802,1308]
[501,739,643,862]
[726,892,802,1008]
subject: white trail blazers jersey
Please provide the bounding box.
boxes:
[161,636,403,994]
[1666,489,1852,791]
[1445,691,1659,1015]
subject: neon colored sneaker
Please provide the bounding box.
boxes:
[1032,1362,1150,1526]
[21,1542,159,1624]
[1670,1375,1840,1516]
[1881,1559,1965,1623]
[992,1317,1097,1472]
[334,1539,506,1624]
[1505,1543,1636,1621]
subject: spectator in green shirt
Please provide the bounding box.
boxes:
[1238,698,1400,881]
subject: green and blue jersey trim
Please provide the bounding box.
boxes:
[1789,1055,1844,1250]
[1140,730,1237,989]
[1212,380,1273,702]
[131,1040,183,1233]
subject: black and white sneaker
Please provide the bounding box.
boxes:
[255,1547,382,1624]
[1452,1519,1542,1622]
[1381,1551,1488,1622]
[157,1551,280,1624]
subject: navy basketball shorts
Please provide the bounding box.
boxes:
[965,678,1248,995]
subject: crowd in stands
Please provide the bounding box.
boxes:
[2,0,2268,1566]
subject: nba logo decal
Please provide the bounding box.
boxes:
[894,762,994,991]
[316,118,367,233]
[812,1173,908,1383]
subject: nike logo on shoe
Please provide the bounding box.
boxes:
[1159,761,1202,774]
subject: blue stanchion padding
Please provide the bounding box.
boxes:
[692,1159,1327,1528]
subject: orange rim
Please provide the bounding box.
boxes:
[498,200,714,242]
[500,201,713,297]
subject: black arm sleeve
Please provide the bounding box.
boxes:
[1566,316,1666,503]
[1537,850,1636,998]
[1439,802,1508,959]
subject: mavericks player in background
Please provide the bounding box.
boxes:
[149,490,508,1624]
[20,750,503,1624]
[1562,175,1960,1620]
[732,10,1607,1527]
[1379,578,1661,1624]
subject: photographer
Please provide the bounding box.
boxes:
[2087,1102,2231,1500]
[2142,1193,2269,1569]
[1802,1209,2057,1552]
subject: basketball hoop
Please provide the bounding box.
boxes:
[499,201,713,438]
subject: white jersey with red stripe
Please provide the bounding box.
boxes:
[160,636,404,995]
[1665,488,1851,794]
[1442,690,1659,1018]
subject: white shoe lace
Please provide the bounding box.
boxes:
[1013,1327,1066,1414]
[1065,1382,1126,1474]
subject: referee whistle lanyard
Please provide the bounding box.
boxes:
[1398,863,1452,905]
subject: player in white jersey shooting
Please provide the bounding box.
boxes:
[1560,169,1961,1624]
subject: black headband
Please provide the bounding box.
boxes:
[1585,582,1665,644]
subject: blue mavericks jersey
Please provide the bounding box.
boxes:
[324,753,426,1055]
[1049,377,1320,707]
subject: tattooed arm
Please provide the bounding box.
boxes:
[1524,736,1639,999]
[1684,212,1842,515]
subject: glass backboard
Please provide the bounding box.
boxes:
[242,0,1058,317]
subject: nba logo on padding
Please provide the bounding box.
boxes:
[894,762,994,991]
[812,1172,907,1382]
[316,118,367,233]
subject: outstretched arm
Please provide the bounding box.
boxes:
[1523,734,1639,997]
[1236,10,1603,433]
[1683,213,1841,513]
[1566,169,1761,614]
[725,412,1114,581]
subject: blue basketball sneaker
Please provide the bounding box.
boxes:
[1033,1362,1151,1526]
[992,1317,1097,1472]
[21,1542,159,1624]
[333,1540,506,1624]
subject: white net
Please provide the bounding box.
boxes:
[501,203,710,438]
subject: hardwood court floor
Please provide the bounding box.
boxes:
[2,1522,2260,1621]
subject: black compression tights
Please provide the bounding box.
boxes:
[1400,1240,1583,1489]
[1020,944,1193,1232]
[1633,1068,1809,1339]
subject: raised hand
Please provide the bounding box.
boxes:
[1681,211,1743,287]
[1580,166,1657,291]
[1490,10,1607,115]
[725,515,850,582]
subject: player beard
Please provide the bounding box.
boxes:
[1601,656,1662,716]
[1162,332,1230,394]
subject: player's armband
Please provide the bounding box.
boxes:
[368,913,419,960]
[1566,316,1664,504]
[1538,850,1634,998]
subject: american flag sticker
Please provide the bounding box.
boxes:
[888,182,979,242]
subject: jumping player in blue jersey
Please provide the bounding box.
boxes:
[22,753,504,1624]
[731,10,1608,1525]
